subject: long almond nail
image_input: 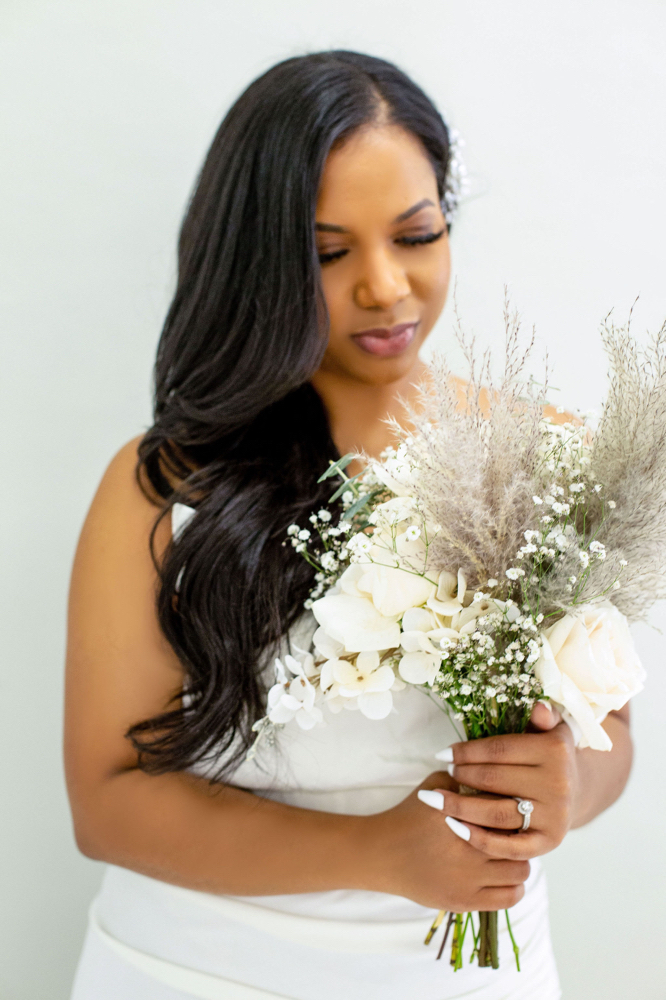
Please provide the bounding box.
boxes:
[418,790,445,811]
[435,747,454,763]
[445,816,471,841]
[446,763,456,777]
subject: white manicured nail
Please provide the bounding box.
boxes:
[418,790,445,811]
[446,816,471,841]
[446,763,456,777]
[435,747,454,763]
[537,699,553,713]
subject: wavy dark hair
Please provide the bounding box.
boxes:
[130,50,453,777]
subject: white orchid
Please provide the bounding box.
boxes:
[427,569,467,617]
[312,626,345,660]
[319,650,402,719]
[399,606,459,655]
[451,596,519,634]
[398,650,441,685]
[266,655,323,730]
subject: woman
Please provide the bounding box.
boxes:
[65,51,633,999]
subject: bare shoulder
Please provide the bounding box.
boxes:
[451,376,580,426]
[542,403,582,426]
[65,435,182,787]
[88,432,165,525]
[77,433,185,567]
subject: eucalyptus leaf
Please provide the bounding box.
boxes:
[317,454,356,482]
[341,487,382,521]
[328,472,363,503]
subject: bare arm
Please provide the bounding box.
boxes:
[65,438,366,896]
[64,438,530,911]
[570,703,633,829]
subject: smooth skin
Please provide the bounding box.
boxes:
[65,121,633,917]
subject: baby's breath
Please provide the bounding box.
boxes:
[431,607,544,738]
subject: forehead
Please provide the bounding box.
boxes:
[316,124,439,224]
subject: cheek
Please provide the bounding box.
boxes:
[412,244,451,318]
[319,268,349,342]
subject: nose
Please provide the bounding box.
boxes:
[353,247,411,311]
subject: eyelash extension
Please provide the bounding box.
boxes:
[395,228,446,247]
[318,249,348,264]
[318,229,446,265]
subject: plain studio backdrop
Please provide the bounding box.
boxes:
[2,2,665,997]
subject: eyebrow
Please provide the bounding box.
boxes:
[315,198,436,233]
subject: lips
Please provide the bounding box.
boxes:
[351,322,419,358]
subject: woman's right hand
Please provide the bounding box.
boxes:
[363,772,530,912]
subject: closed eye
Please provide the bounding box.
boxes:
[318,229,446,265]
[395,229,446,247]
[318,248,349,264]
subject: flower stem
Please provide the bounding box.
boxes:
[469,913,480,963]
[436,912,456,961]
[488,911,499,969]
[478,911,489,966]
[424,910,446,946]
[476,910,500,968]
[505,909,521,972]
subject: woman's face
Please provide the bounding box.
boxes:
[315,123,451,385]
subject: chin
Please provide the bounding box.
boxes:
[348,352,420,386]
[351,330,429,381]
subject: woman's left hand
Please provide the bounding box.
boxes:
[438,703,580,860]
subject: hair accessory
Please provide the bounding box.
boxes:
[442,127,469,226]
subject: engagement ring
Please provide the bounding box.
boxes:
[514,797,534,832]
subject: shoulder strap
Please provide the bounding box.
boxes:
[171,502,196,541]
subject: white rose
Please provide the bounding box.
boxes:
[360,520,439,614]
[367,495,420,527]
[369,446,417,498]
[535,602,645,751]
[336,562,367,598]
[356,558,436,617]
[341,522,433,617]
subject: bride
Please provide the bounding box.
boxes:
[65,50,633,999]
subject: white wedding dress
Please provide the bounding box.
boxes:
[70,507,561,1000]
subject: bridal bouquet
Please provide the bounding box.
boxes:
[257,304,666,970]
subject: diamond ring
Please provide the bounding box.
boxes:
[514,797,534,832]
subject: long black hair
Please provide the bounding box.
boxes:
[130,50,453,776]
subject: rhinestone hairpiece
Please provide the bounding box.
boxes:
[442,127,469,226]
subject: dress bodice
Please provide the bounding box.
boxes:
[87,504,559,1000]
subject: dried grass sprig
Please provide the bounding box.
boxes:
[381,297,666,624]
[586,310,666,620]
[388,293,549,590]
